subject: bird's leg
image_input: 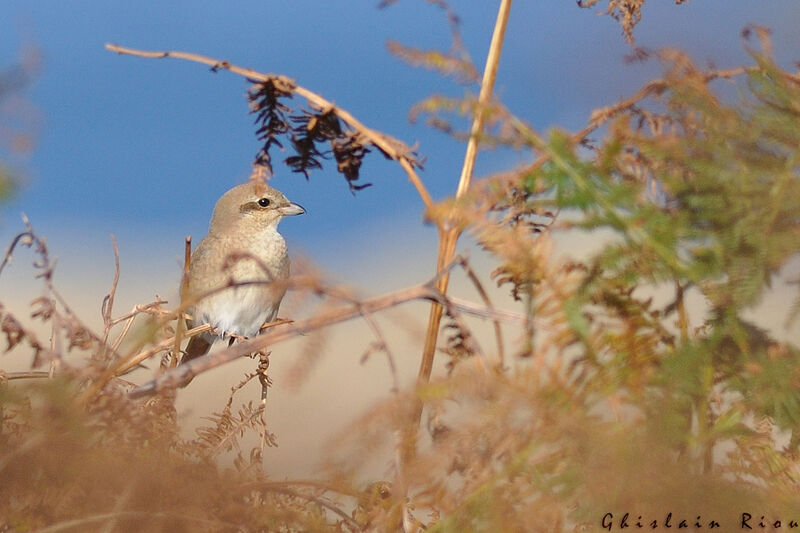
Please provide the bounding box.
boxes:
[255,350,273,460]
[257,350,271,396]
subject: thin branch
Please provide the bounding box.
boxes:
[169,236,192,369]
[107,299,169,328]
[241,478,359,496]
[458,256,505,366]
[1,371,50,381]
[488,64,774,192]
[101,235,120,328]
[78,321,211,405]
[97,265,381,396]
[109,299,169,353]
[577,66,755,142]
[675,279,689,342]
[104,323,213,381]
[99,235,120,359]
[104,43,434,210]
[82,249,302,401]
[447,296,526,323]
[128,259,505,398]
[29,511,242,533]
[129,284,438,397]
[243,483,361,531]
[98,484,133,533]
[359,308,400,393]
[0,228,34,277]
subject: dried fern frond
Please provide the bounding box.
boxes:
[577,0,688,44]
[248,76,295,175]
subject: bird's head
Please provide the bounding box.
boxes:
[208,181,305,233]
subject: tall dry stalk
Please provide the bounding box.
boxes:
[411,0,512,439]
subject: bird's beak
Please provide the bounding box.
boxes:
[278,202,306,216]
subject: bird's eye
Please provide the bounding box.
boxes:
[257,198,271,207]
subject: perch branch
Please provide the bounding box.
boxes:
[128,284,439,397]
[127,258,518,398]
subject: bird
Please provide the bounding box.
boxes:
[180,180,305,368]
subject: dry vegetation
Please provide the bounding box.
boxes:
[3,2,800,531]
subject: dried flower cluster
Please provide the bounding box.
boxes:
[577,0,688,44]
[249,78,376,192]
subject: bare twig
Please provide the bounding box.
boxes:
[93,266,377,398]
[128,284,436,397]
[99,235,120,359]
[169,236,192,369]
[675,279,689,342]
[104,43,434,210]
[446,296,526,323]
[487,63,781,193]
[98,484,133,533]
[78,321,212,405]
[29,511,242,533]
[1,370,50,381]
[458,256,505,366]
[107,299,170,327]
[109,299,169,353]
[0,219,101,368]
[359,308,400,393]
[241,478,359,496]
[81,247,300,402]
[128,259,505,398]
[106,324,213,379]
[242,482,361,531]
[0,228,34,278]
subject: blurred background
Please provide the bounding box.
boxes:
[1,1,798,478]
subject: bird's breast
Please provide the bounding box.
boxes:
[186,228,290,337]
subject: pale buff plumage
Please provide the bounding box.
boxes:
[181,181,305,365]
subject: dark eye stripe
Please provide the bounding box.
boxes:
[239,199,274,214]
[239,201,261,214]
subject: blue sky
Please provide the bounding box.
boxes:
[1,1,799,297]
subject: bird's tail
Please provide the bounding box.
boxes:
[181,335,212,365]
[178,335,213,388]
